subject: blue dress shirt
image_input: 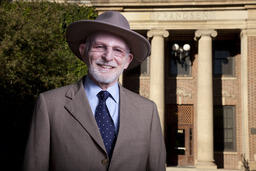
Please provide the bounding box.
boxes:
[84,76,120,132]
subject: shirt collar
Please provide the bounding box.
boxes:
[84,76,119,103]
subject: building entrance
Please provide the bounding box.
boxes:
[165,105,194,167]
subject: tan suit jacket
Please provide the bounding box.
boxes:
[23,78,166,171]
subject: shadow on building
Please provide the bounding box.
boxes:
[213,31,240,168]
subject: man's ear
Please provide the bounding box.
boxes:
[124,53,134,69]
[79,43,86,58]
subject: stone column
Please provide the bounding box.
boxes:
[240,30,250,161]
[195,29,217,169]
[147,29,169,132]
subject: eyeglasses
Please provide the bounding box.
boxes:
[89,43,130,58]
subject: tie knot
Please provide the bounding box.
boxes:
[97,91,110,102]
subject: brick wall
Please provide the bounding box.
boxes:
[212,53,242,169]
[248,36,256,162]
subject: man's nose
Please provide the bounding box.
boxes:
[102,47,114,61]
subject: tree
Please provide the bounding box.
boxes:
[0,1,96,170]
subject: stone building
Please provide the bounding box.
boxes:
[69,0,256,170]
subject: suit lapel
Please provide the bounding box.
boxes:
[64,79,106,153]
[111,86,134,159]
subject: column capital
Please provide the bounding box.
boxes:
[147,29,169,38]
[195,29,217,39]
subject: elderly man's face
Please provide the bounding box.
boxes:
[79,32,133,89]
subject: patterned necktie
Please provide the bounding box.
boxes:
[95,91,116,158]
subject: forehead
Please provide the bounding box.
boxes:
[91,32,129,48]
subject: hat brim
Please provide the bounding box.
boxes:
[66,20,151,69]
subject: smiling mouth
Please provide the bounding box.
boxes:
[97,63,116,71]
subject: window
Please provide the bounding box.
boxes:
[214,105,236,152]
[169,58,192,76]
[123,57,149,76]
[140,57,150,76]
[123,65,140,76]
[213,40,237,77]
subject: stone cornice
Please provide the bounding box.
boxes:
[85,0,256,7]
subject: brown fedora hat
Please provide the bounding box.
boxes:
[66,11,150,69]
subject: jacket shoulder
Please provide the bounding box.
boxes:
[121,86,155,106]
[41,80,81,98]
[35,80,83,109]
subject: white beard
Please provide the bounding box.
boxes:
[88,62,125,84]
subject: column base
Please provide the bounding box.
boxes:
[196,161,217,169]
[249,160,256,170]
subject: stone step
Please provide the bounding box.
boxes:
[166,167,239,171]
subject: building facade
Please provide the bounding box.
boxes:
[71,0,256,170]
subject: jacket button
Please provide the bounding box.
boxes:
[101,159,109,166]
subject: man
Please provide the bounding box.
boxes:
[24,11,166,171]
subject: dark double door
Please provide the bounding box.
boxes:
[166,105,194,167]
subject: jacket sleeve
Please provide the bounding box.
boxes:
[147,103,166,171]
[23,94,50,171]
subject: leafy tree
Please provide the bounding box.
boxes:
[0,1,96,170]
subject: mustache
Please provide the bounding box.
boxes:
[96,60,118,67]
